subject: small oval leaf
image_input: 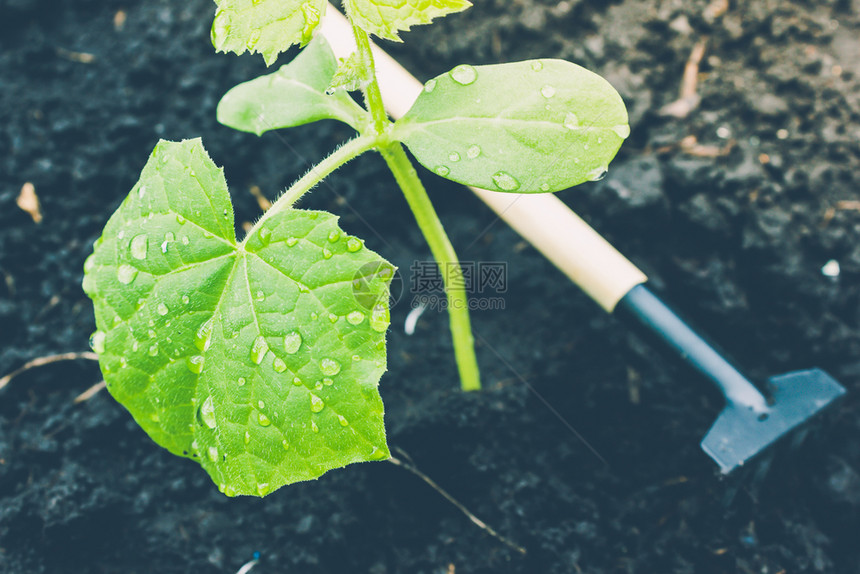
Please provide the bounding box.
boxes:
[83,139,392,497]
[217,37,369,135]
[212,0,327,65]
[392,59,630,193]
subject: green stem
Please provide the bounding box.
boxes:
[242,134,377,246]
[380,144,481,391]
[352,25,388,135]
[350,25,481,391]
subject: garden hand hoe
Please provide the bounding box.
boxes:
[321,6,847,474]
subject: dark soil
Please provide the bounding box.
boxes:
[2,0,860,572]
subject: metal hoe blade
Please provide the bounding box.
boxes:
[701,368,846,474]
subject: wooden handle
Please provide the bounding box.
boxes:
[319,6,647,312]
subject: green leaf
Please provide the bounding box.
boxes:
[391,60,630,193]
[217,36,369,135]
[83,139,392,497]
[343,0,471,42]
[327,51,372,95]
[211,0,327,66]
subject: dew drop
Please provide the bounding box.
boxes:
[322,248,333,260]
[254,290,265,301]
[284,331,302,354]
[540,183,551,192]
[337,414,349,427]
[130,235,148,259]
[244,431,251,444]
[181,236,190,246]
[346,310,365,325]
[161,231,174,254]
[311,421,319,433]
[258,227,272,245]
[370,304,389,333]
[250,336,269,365]
[309,394,325,413]
[424,78,437,93]
[292,377,303,386]
[563,112,580,130]
[257,412,271,427]
[117,264,138,285]
[328,313,339,324]
[540,85,556,98]
[199,396,217,428]
[89,331,106,354]
[182,295,190,305]
[323,378,334,386]
[466,145,481,159]
[195,318,214,352]
[186,355,205,374]
[282,439,290,450]
[327,230,340,243]
[587,166,608,181]
[450,64,477,85]
[286,237,298,247]
[612,124,631,139]
[176,214,186,224]
[320,358,341,376]
[237,377,246,386]
[256,483,270,496]
[273,357,287,373]
[148,343,159,357]
[157,303,169,316]
[138,185,147,199]
[435,165,450,177]
[346,237,363,252]
[448,152,460,162]
[491,171,521,191]
[531,60,544,71]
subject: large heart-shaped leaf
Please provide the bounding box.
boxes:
[83,139,392,496]
[211,0,327,65]
[217,36,369,135]
[343,0,471,42]
[391,60,630,193]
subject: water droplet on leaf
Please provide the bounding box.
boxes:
[89,331,106,354]
[491,171,521,191]
[273,357,287,373]
[117,264,138,285]
[284,331,302,354]
[540,85,556,98]
[250,336,269,365]
[450,64,478,85]
[587,167,608,181]
[424,79,437,92]
[320,358,341,376]
[346,311,365,325]
[370,304,389,333]
[310,394,325,413]
[612,124,631,139]
[157,303,169,316]
[186,355,205,374]
[466,145,481,159]
[257,412,271,427]
[195,318,214,352]
[435,166,450,177]
[346,238,362,252]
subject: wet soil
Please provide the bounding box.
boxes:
[2,0,860,572]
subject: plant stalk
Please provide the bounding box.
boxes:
[350,25,481,391]
[242,134,377,246]
[380,144,481,390]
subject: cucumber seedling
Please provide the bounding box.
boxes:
[83,0,630,497]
